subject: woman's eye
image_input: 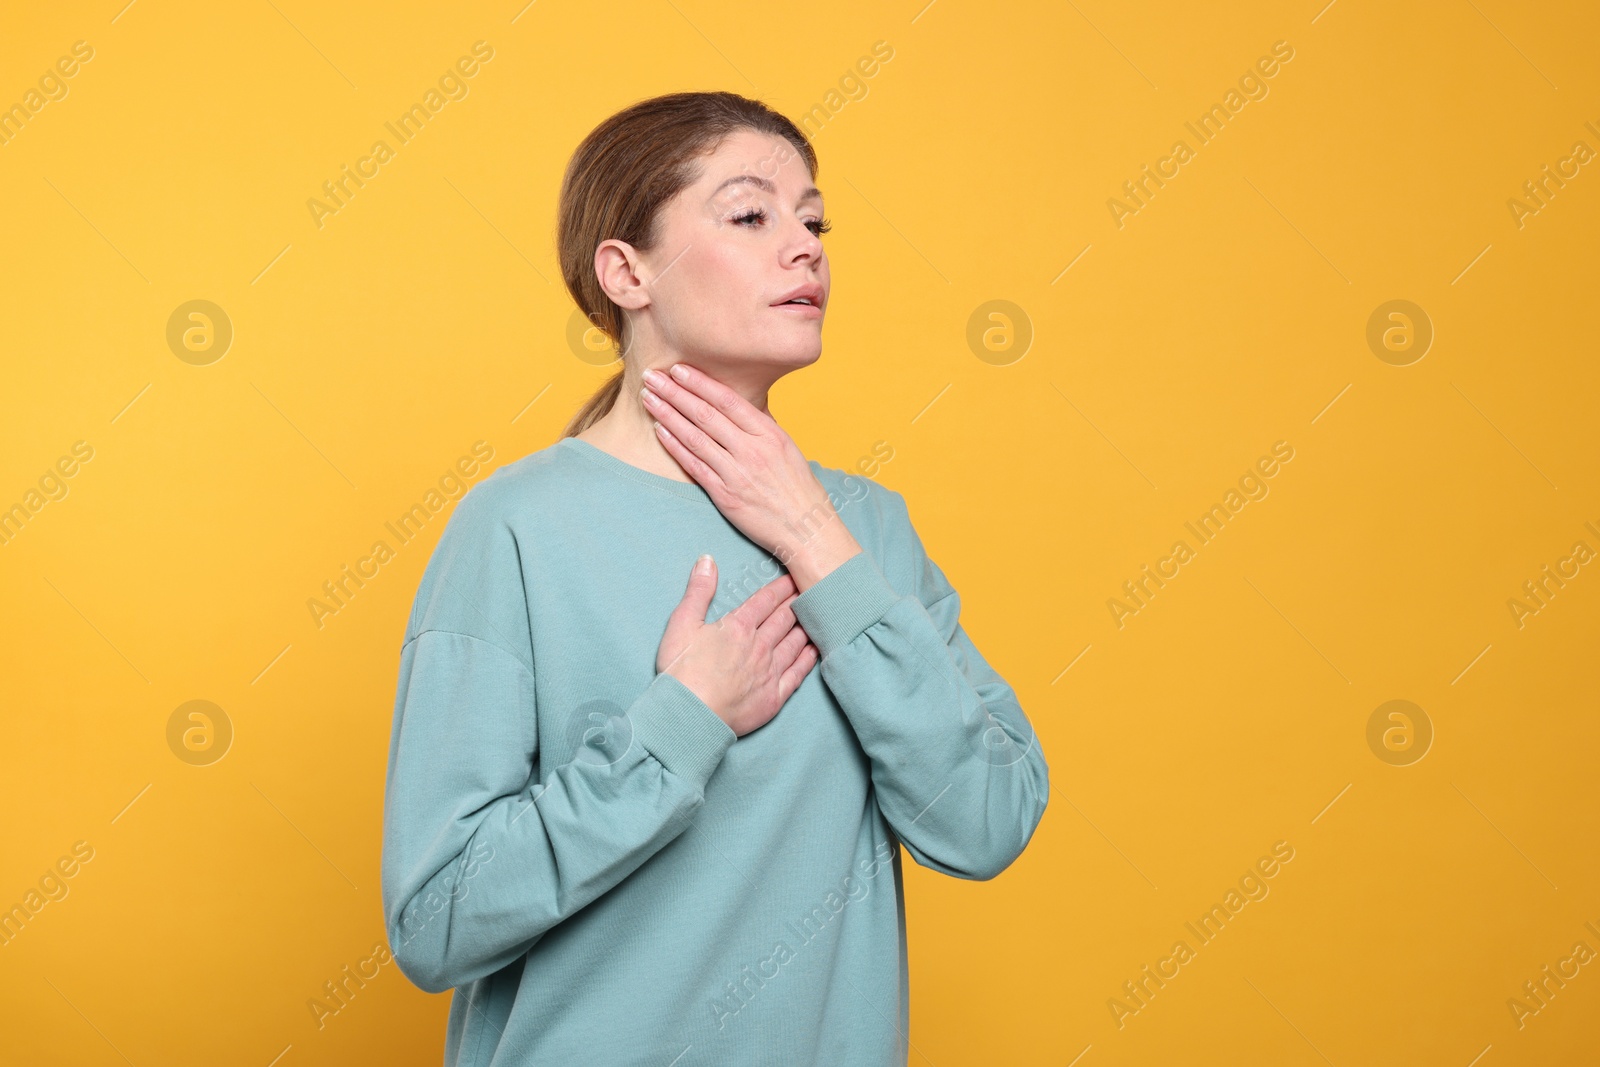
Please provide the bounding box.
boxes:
[731,209,830,237]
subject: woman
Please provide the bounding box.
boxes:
[380,91,1049,1066]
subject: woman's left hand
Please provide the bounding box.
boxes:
[640,362,862,590]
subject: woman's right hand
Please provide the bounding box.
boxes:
[656,554,817,737]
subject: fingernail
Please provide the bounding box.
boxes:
[695,553,713,575]
[642,368,664,386]
[669,363,690,382]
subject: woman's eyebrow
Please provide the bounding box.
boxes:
[709,174,823,205]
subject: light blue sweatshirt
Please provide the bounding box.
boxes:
[380,436,1049,1066]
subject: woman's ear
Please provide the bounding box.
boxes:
[595,239,651,310]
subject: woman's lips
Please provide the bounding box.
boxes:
[771,301,822,317]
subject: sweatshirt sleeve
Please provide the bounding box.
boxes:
[788,485,1049,882]
[379,481,737,995]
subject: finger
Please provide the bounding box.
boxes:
[651,417,730,499]
[667,554,717,623]
[644,368,780,493]
[661,362,770,437]
[641,377,745,492]
[754,593,799,647]
[772,622,809,663]
[755,573,797,615]
[731,572,795,629]
[644,381,735,474]
[776,643,818,703]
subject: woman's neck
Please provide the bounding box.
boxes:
[574,362,773,484]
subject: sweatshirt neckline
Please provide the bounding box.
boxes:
[561,437,718,504]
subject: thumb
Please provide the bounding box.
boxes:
[659,555,717,675]
[671,553,717,623]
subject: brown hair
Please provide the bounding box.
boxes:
[556,91,819,439]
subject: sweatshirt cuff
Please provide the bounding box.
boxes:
[628,671,737,785]
[790,550,902,658]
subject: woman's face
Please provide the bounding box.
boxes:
[603,127,830,379]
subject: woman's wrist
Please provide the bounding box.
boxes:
[780,524,864,593]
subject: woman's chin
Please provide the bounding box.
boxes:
[709,340,822,369]
[763,334,824,366]
[771,345,822,372]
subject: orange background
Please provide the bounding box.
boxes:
[3,1,1598,1064]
